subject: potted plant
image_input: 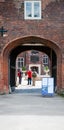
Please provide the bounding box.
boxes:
[22,66,26,76]
[22,66,26,71]
[44,66,50,76]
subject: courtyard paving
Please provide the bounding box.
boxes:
[0,77,64,130]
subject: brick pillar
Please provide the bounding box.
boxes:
[0,55,9,94]
[61,54,64,89]
[56,54,62,92]
[0,55,4,94]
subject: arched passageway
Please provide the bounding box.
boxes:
[2,36,61,93]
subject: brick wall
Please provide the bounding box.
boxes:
[0,0,64,93]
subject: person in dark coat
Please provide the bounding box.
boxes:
[18,69,22,84]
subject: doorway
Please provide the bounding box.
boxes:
[2,36,61,93]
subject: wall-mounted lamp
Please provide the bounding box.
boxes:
[0,26,7,37]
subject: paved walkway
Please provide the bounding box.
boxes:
[0,116,64,130]
[0,77,64,130]
[0,93,64,130]
[15,77,42,93]
[16,77,42,89]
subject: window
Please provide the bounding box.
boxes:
[30,50,39,63]
[30,55,39,63]
[43,55,48,65]
[17,57,24,70]
[24,1,41,19]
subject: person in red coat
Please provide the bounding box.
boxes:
[27,69,32,85]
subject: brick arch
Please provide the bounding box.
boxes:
[1,36,62,93]
[2,35,61,56]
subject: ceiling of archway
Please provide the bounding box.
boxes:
[3,36,61,60]
[9,45,53,60]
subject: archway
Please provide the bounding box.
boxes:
[2,36,62,93]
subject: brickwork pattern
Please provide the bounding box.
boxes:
[0,0,64,93]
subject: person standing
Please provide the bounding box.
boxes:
[18,69,22,84]
[27,69,32,85]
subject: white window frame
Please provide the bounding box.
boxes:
[43,55,48,65]
[17,57,24,70]
[24,1,41,20]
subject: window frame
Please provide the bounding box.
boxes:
[17,57,24,69]
[24,1,41,20]
[43,55,48,65]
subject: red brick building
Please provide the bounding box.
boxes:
[0,0,64,94]
[16,50,50,75]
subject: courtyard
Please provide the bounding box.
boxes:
[0,88,64,130]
